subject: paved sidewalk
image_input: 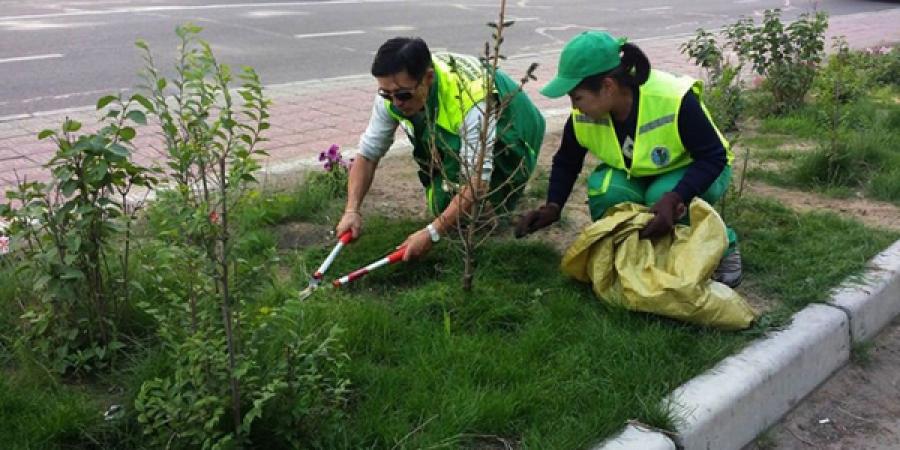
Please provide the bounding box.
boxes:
[1,9,898,204]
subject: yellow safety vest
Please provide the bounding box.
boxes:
[572,70,732,178]
[383,53,544,214]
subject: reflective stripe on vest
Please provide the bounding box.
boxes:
[572,70,732,177]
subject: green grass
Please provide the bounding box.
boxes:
[728,196,899,311]
[756,104,822,138]
[739,134,793,151]
[525,166,549,200]
[0,374,103,449]
[283,217,747,448]
[1,166,897,448]
[746,93,900,205]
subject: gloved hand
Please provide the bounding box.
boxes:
[639,192,686,239]
[514,203,561,238]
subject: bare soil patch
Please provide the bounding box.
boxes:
[274,221,333,249]
[743,181,900,232]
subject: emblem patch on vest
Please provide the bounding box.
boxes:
[650,146,670,167]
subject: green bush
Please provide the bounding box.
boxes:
[0,103,156,376]
[129,24,351,447]
[681,28,746,131]
[729,9,828,114]
[861,46,899,87]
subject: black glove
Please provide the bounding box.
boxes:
[515,203,561,238]
[639,192,686,239]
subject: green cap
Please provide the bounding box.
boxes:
[540,31,626,98]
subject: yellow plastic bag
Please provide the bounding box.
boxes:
[561,199,756,330]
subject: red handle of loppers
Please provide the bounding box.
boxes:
[332,245,408,287]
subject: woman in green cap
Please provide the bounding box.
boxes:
[514,30,742,287]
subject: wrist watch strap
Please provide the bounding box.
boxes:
[426,223,440,243]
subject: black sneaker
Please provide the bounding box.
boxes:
[713,249,743,288]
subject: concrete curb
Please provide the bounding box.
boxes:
[590,425,676,450]
[670,304,850,450]
[593,239,900,450]
[829,240,900,342]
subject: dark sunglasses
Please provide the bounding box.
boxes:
[377,79,422,102]
[377,89,416,102]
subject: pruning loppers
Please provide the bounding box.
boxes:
[331,245,407,288]
[298,231,410,300]
[298,230,353,301]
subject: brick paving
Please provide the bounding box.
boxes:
[1,9,898,204]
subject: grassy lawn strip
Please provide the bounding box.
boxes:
[1,180,897,448]
[255,194,897,447]
[729,196,899,312]
[745,87,900,205]
[283,216,748,448]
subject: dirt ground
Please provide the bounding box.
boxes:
[745,319,900,450]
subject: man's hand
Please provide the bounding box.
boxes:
[514,203,561,238]
[336,210,363,240]
[401,228,433,261]
[639,192,686,239]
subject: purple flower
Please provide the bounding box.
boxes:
[0,236,9,255]
[319,144,351,172]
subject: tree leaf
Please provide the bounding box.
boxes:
[118,127,136,141]
[63,119,82,133]
[60,267,85,281]
[126,110,147,125]
[130,94,156,114]
[96,95,118,110]
[108,143,130,158]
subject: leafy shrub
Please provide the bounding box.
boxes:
[862,46,900,87]
[814,37,865,105]
[134,255,349,449]
[728,9,828,114]
[131,24,350,446]
[681,29,746,131]
[0,99,156,376]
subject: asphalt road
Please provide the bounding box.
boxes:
[1,0,897,119]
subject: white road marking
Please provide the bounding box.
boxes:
[0,1,406,21]
[515,1,551,8]
[378,25,416,32]
[0,20,100,31]
[639,6,673,12]
[16,88,118,104]
[295,30,365,39]
[535,24,594,44]
[246,10,310,18]
[0,53,63,64]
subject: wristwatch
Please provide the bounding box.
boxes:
[425,223,441,243]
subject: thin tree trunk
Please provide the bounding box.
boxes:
[218,156,241,434]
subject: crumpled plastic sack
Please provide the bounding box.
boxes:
[560,199,756,330]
